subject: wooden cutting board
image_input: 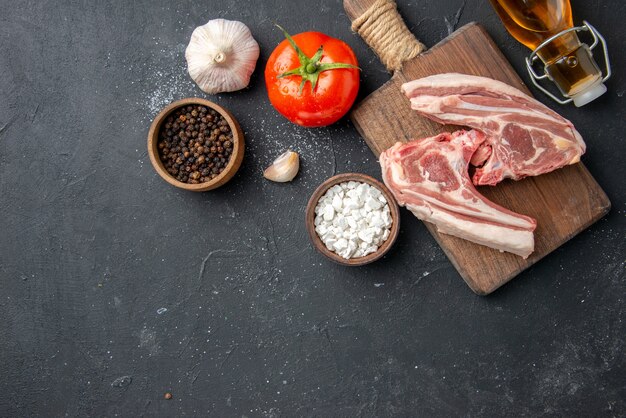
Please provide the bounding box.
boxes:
[344,0,611,294]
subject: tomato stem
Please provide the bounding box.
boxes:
[275,25,360,94]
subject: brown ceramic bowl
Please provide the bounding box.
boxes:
[147,98,244,191]
[305,173,400,266]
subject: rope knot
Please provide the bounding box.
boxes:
[351,0,426,72]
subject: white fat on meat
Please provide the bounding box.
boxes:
[401,73,586,186]
[380,130,536,258]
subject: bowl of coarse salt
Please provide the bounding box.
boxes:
[305,173,400,266]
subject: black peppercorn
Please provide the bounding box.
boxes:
[157,105,234,184]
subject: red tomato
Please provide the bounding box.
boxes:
[265,28,360,127]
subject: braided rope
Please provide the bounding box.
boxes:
[351,0,426,72]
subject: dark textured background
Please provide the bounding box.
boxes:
[1,0,624,416]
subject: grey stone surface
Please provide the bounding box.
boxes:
[0,0,624,416]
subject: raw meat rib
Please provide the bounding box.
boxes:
[401,73,586,186]
[380,130,537,258]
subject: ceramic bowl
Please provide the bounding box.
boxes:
[147,98,244,191]
[305,173,400,266]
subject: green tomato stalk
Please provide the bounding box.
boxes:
[275,25,360,95]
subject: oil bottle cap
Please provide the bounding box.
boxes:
[571,82,607,107]
[525,22,611,106]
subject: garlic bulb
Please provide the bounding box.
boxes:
[264,151,300,182]
[185,19,260,94]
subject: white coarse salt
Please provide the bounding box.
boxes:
[314,181,393,259]
[323,205,334,221]
[332,194,343,211]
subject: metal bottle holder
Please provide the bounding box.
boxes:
[525,21,611,104]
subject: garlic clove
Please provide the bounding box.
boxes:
[185,19,260,94]
[263,151,300,182]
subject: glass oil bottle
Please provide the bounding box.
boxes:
[489,0,611,106]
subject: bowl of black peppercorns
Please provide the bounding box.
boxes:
[147,98,244,191]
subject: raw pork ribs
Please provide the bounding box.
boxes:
[380,130,536,258]
[402,73,585,186]
[380,73,586,257]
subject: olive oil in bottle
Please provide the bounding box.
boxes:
[489,0,608,106]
